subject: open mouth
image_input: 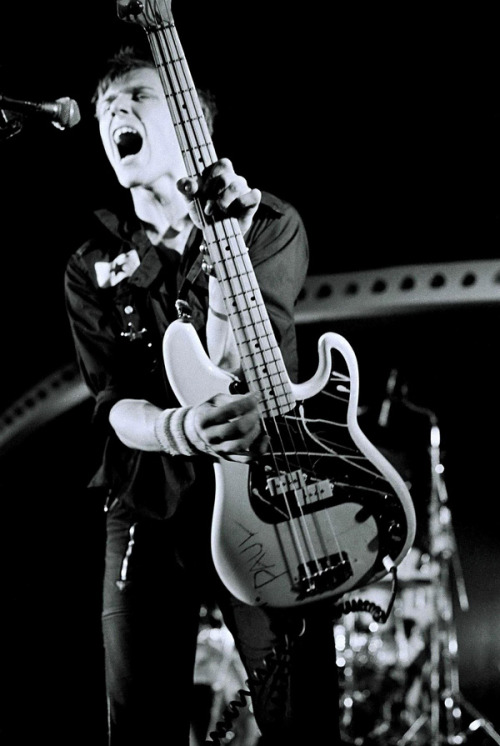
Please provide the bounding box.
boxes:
[113,126,143,159]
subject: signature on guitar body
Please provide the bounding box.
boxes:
[118,0,417,608]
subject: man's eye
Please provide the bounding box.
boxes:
[98,101,112,115]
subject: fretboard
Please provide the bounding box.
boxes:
[147,18,295,417]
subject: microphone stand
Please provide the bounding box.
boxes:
[0,107,23,141]
[397,404,500,746]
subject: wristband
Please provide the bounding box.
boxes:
[154,407,198,456]
[154,406,217,458]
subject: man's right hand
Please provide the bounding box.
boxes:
[186,392,269,458]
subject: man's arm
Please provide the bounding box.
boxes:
[109,158,267,457]
[109,393,268,458]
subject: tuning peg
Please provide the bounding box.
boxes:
[201,260,215,277]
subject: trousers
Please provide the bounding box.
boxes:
[102,500,341,745]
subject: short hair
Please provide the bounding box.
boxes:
[93,46,218,134]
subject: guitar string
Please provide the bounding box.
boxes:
[152,0,402,600]
[147,18,314,580]
[267,410,337,562]
[209,232,337,582]
[215,242,340,570]
[148,7,344,590]
[296,410,392,480]
[153,24,331,580]
[152,11,347,587]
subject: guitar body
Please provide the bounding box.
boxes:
[164,320,416,608]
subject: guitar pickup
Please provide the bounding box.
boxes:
[294,552,353,599]
[266,470,333,509]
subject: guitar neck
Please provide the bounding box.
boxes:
[144,16,295,417]
[146,17,217,178]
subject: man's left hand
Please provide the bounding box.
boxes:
[177,158,261,236]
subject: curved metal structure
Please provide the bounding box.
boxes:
[295,259,500,324]
[1,260,500,455]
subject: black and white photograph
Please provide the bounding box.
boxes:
[0,3,499,744]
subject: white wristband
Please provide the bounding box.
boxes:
[154,407,197,456]
[154,406,218,458]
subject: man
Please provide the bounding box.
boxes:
[65,46,340,745]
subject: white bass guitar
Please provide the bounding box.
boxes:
[118,0,416,608]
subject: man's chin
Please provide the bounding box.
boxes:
[113,157,144,188]
[116,170,143,190]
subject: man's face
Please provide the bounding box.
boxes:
[95,66,186,189]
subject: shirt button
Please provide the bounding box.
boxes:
[124,305,134,315]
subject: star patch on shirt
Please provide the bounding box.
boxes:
[94,249,141,288]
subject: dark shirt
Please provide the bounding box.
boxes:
[64,191,309,520]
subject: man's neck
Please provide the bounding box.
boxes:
[130,178,191,249]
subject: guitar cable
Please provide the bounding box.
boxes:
[331,562,399,624]
[203,618,303,745]
[201,566,398,744]
[203,686,252,745]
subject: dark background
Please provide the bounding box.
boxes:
[0,3,499,744]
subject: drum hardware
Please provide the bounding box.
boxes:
[338,404,500,745]
[189,405,500,744]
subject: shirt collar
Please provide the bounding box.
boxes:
[91,190,283,288]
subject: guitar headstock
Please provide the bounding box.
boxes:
[117,0,173,29]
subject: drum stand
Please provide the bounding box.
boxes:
[338,408,500,746]
[397,414,500,746]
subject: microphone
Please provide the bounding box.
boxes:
[0,94,81,130]
[378,368,398,428]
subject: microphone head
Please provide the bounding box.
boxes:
[51,97,81,130]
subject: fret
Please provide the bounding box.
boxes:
[256,350,283,368]
[235,345,276,369]
[151,25,190,93]
[247,388,294,416]
[164,98,212,134]
[214,255,260,290]
[261,396,295,418]
[233,340,267,360]
[175,115,212,147]
[227,307,273,335]
[237,347,282,367]
[179,144,214,176]
[215,253,251,274]
[230,315,272,336]
[218,264,257,286]
[221,275,254,295]
[249,360,283,377]
[236,320,270,339]
[245,372,290,390]
[236,350,283,377]
[162,89,214,148]
[210,220,246,246]
[150,29,217,174]
[259,390,293,408]
[233,329,274,348]
[224,289,267,309]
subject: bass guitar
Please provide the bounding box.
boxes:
[118,0,416,608]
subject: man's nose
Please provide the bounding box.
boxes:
[110,94,131,115]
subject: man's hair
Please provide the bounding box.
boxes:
[93,46,217,134]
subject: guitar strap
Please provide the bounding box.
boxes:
[175,227,206,320]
